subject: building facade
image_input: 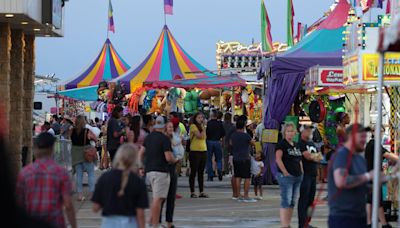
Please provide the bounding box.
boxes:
[0,0,67,174]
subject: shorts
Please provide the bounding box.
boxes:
[233,159,251,179]
[146,171,170,198]
[276,172,303,208]
[108,149,117,162]
[252,175,264,186]
[101,216,137,228]
[328,216,367,228]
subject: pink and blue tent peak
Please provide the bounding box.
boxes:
[113,25,215,93]
[64,38,130,90]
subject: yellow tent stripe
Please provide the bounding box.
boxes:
[130,32,165,91]
[167,31,196,79]
[77,46,107,87]
[110,47,125,75]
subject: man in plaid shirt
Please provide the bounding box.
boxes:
[16,133,77,228]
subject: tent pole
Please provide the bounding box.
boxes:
[372,51,384,228]
[231,87,235,122]
[107,7,109,40]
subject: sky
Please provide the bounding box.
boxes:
[36,0,335,82]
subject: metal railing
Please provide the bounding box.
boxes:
[54,137,72,172]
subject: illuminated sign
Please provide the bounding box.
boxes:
[343,52,400,85]
[320,69,343,84]
[306,66,343,89]
[216,41,287,55]
[216,41,288,70]
[362,52,400,82]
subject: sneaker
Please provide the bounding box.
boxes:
[232,197,238,200]
[190,193,198,198]
[198,193,209,198]
[256,196,263,200]
[243,198,257,203]
[237,197,244,202]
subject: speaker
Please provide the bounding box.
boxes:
[33,102,42,110]
[309,99,326,123]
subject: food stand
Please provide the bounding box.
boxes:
[343,5,400,225]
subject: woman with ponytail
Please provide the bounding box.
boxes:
[91,144,149,228]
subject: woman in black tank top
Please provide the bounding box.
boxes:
[70,115,96,201]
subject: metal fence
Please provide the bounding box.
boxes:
[54,138,72,172]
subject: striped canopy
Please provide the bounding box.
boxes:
[64,38,130,90]
[113,25,215,93]
[282,0,350,58]
[58,86,99,101]
[144,75,246,89]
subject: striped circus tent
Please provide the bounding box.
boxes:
[64,38,129,89]
[113,25,215,93]
[59,38,130,101]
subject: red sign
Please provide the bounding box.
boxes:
[319,69,343,86]
[50,107,57,114]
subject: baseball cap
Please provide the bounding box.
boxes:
[153,116,166,129]
[171,117,180,129]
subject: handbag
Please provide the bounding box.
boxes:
[172,134,184,160]
[83,129,98,162]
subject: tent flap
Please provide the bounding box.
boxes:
[58,86,98,101]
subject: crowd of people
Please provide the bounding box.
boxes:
[21,107,265,228]
[273,112,399,228]
[6,108,399,228]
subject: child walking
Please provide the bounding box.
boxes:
[252,153,265,200]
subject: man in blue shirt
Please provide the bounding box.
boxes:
[328,124,374,228]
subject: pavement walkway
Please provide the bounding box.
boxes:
[73,172,331,228]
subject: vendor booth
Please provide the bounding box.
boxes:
[341,2,400,224]
[258,0,350,184]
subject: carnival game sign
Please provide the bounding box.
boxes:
[319,68,343,85]
[362,52,400,83]
[307,66,343,88]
